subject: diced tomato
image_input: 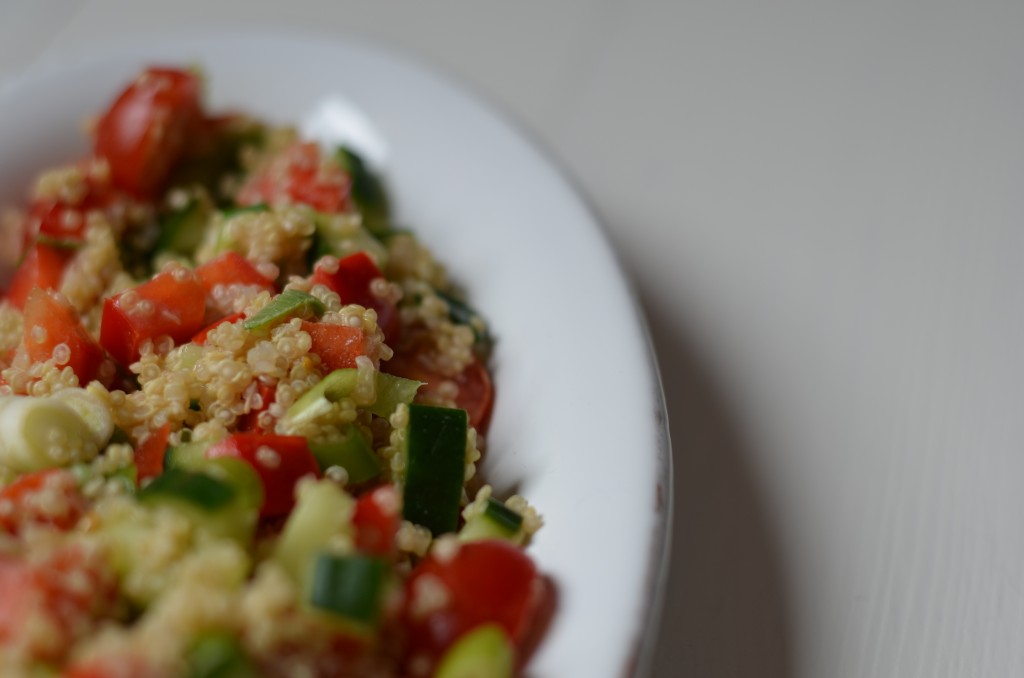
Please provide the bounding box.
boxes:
[237,381,276,432]
[385,349,494,433]
[134,423,170,485]
[23,159,119,248]
[22,288,112,387]
[196,251,276,297]
[236,141,351,213]
[310,252,400,341]
[301,320,369,371]
[0,545,118,663]
[0,469,86,535]
[4,243,73,310]
[191,311,246,346]
[205,433,319,517]
[99,267,206,367]
[353,484,401,557]
[403,540,541,668]
[94,67,202,197]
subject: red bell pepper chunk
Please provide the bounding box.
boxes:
[134,424,170,485]
[205,433,319,517]
[301,320,369,371]
[310,252,400,341]
[236,141,351,213]
[0,469,86,535]
[353,484,401,557]
[191,311,246,346]
[22,289,112,387]
[5,244,73,310]
[195,251,276,297]
[99,267,206,367]
[94,67,202,197]
[403,540,542,669]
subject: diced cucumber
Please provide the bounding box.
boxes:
[138,467,236,511]
[401,404,468,536]
[164,440,211,470]
[459,498,524,544]
[336,146,390,236]
[156,197,211,256]
[435,624,515,678]
[309,552,387,626]
[309,426,381,485]
[273,478,354,595]
[186,632,257,678]
[243,289,325,331]
[137,465,259,543]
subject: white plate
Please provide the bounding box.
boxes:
[0,30,672,677]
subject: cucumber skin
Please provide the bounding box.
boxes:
[401,404,468,536]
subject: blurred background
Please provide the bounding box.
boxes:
[3,1,1024,676]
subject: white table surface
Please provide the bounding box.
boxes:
[3,2,1024,676]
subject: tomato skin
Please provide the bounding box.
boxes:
[94,68,202,197]
[5,244,73,310]
[23,288,112,387]
[301,320,368,371]
[385,350,494,433]
[311,252,400,341]
[0,469,86,535]
[23,159,120,249]
[99,267,206,367]
[353,484,401,557]
[205,433,319,517]
[196,251,276,297]
[403,540,540,667]
[236,141,351,213]
[134,423,170,485]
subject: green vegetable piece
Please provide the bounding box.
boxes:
[138,467,236,511]
[35,235,84,250]
[309,553,387,625]
[401,404,468,536]
[274,479,354,594]
[369,372,422,418]
[163,440,211,470]
[285,369,360,424]
[436,289,492,356]
[187,632,257,678]
[460,498,524,543]
[243,289,325,331]
[337,146,390,236]
[309,426,380,484]
[221,202,268,219]
[156,197,211,256]
[435,624,515,678]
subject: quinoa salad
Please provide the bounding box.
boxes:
[0,67,550,677]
